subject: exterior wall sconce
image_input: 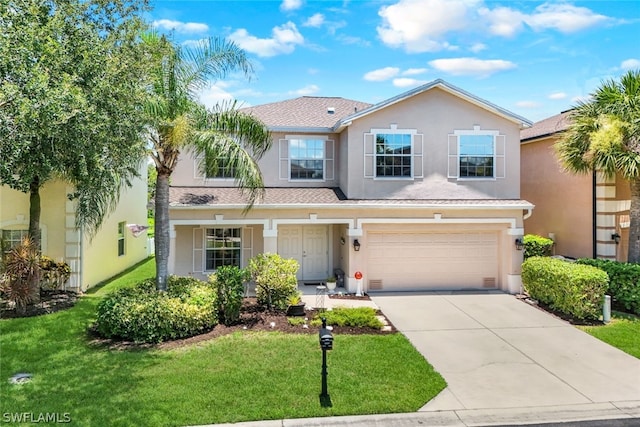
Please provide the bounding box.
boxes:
[612,233,621,244]
[515,238,524,251]
[340,237,346,245]
[353,239,361,251]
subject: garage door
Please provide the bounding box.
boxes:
[366,230,499,291]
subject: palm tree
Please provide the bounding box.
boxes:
[143,33,271,290]
[556,70,640,262]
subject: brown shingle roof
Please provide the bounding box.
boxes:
[521,110,573,142]
[240,96,372,129]
[169,186,533,208]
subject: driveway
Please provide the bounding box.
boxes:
[371,291,640,423]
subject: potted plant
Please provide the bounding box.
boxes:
[286,291,306,316]
[325,276,337,293]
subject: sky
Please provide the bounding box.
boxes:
[149,0,640,123]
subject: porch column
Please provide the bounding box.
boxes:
[168,223,176,275]
[506,227,524,295]
[263,228,278,253]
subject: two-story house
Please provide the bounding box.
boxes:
[168,79,533,293]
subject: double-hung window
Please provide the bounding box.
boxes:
[364,125,423,179]
[205,228,241,270]
[206,156,236,179]
[279,137,334,181]
[117,222,126,256]
[1,229,29,253]
[448,127,505,179]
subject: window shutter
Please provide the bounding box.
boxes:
[193,228,204,273]
[242,227,253,268]
[447,134,459,178]
[325,139,335,181]
[279,139,289,180]
[495,135,506,179]
[413,134,424,178]
[364,133,374,178]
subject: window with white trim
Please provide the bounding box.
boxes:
[448,127,505,179]
[205,228,241,270]
[364,126,423,179]
[279,137,334,181]
[117,222,126,256]
[1,229,29,252]
[205,155,236,179]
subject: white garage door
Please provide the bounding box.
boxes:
[366,230,499,291]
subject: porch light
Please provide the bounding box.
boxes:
[612,233,621,244]
[353,239,361,251]
[515,238,524,251]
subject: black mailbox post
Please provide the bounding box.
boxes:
[319,317,333,398]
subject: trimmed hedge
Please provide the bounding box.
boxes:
[309,307,384,329]
[523,234,554,259]
[522,256,608,320]
[95,276,217,343]
[576,258,640,315]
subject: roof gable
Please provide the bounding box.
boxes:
[520,110,572,142]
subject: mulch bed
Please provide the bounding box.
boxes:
[0,290,78,319]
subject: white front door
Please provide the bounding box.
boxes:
[278,225,329,281]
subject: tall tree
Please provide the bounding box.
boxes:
[556,70,640,262]
[0,0,150,248]
[143,33,271,291]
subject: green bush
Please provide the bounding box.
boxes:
[94,276,218,343]
[523,234,554,259]
[247,253,299,311]
[210,265,247,325]
[576,258,640,315]
[310,307,383,329]
[522,256,608,320]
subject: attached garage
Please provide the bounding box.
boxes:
[366,229,500,291]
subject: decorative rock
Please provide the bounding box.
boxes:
[9,373,32,385]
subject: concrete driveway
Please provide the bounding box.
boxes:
[371,291,640,424]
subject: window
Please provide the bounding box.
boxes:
[448,127,505,179]
[205,156,236,179]
[375,133,412,177]
[279,137,334,181]
[117,222,125,256]
[364,126,423,179]
[1,229,29,252]
[205,228,241,270]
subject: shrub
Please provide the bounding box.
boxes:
[576,258,640,315]
[210,265,247,325]
[523,234,554,259]
[0,236,40,313]
[94,276,218,343]
[522,256,608,320]
[39,256,71,290]
[247,253,299,311]
[310,307,383,329]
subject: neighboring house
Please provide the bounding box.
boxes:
[169,79,533,293]
[0,165,149,291]
[520,110,631,261]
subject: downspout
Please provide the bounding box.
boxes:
[79,226,84,292]
[592,170,597,259]
[523,208,532,220]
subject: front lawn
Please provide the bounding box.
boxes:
[579,311,640,359]
[0,258,446,426]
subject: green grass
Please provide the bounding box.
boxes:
[0,258,445,426]
[579,311,640,359]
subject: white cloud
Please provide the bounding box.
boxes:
[304,13,325,27]
[280,0,303,11]
[393,78,428,88]
[199,84,234,109]
[377,0,473,52]
[478,6,525,37]
[288,85,320,96]
[336,34,370,47]
[621,58,640,70]
[525,3,610,33]
[515,100,542,109]
[181,38,207,48]
[470,43,487,53]
[548,92,567,100]
[429,57,516,77]
[153,19,209,34]
[364,67,401,81]
[402,68,428,76]
[229,22,304,57]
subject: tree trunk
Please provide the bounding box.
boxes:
[628,178,640,263]
[28,176,41,251]
[155,172,170,291]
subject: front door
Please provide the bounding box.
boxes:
[278,225,329,281]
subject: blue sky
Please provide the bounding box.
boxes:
[149,0,640,123]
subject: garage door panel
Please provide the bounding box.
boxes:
[367,231,499,291]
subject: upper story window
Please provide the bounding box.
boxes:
[279,136,334,181]
[364,125,423,179]
[448,126,505,180]
[205,156,236,179]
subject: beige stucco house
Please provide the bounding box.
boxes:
[169,79,533,293]
[0,165,149,291]
[521,110,631,261]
